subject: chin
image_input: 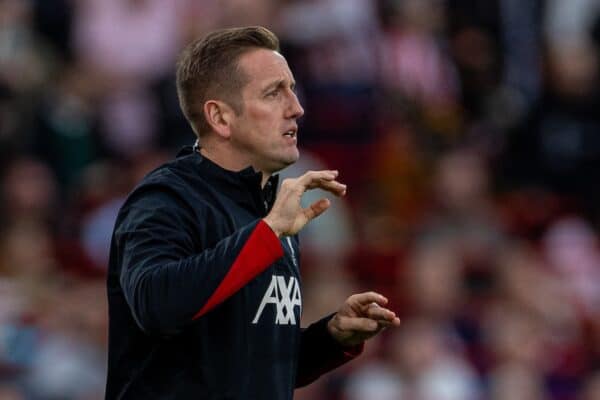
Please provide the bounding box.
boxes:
[268,156,299,173]
[284,152,300,166]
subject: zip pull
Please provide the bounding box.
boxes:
[286,237,298,268]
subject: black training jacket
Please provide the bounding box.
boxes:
[105,147,360,399]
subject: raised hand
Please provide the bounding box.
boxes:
[327,292,401,347]
[263,170,346,237]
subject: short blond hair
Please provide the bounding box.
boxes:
[176,26,280,137]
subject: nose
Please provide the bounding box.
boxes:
[286,91,304,119]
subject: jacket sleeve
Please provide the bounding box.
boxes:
[295,314,364,387]
[114,189,284,335]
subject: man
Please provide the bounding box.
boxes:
[105,26,400,399]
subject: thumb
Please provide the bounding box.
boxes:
[303,198,331,221]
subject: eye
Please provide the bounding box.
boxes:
[266,89,280,98]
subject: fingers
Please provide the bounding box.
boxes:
[298,170,338,186]
[280,170,347,197]
[343,293,400,328]
[297,170,347,196]
[334,315,380,333]
[303,198,331,221]
[328,292,401,346]
[349,291,389,308]
[366,303,402,327]
[334,314,400,334]
[366,302,396,321]
[350,292,400,327]
[269,170,345,237]
[308,179,346,196]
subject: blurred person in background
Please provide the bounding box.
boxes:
[488,363,548,400]
[542,216,600,317]
[379,0,460,111]
[275,0,380,147]
[483,304,551,399]
[581,371,600,400]
[22,279,107,400]
[403,237,465,321]
[0,158,58,225]
[71,0,188,158]
[0,384,23,400]
[0,0,42,165]
[425,148,505,272]
[489,240,591,399]
[106,26,400,399]
[344,317,479,400]
[500,0,600,224]
[0,161,108,399]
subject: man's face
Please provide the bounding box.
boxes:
[228,49,304,174]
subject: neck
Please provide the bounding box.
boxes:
[198,146,272,188]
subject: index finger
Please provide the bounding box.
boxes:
[348,291,388,308]
[298,170,339,188]
[307,179,347,196]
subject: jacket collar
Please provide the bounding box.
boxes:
[177,145,280,213]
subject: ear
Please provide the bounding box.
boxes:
[204,100,235,139]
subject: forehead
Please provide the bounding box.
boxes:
[237,49,294,88]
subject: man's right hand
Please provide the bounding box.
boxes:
[262,170,346,237]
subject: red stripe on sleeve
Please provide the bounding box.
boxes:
[193,220,284,319]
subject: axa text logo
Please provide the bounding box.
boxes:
[252,275,302,325]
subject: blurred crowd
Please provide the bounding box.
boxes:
[1,0,600,399]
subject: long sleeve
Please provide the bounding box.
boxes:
[114,189,284,335]
[295,314,363,387]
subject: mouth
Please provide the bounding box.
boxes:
[283,128,297,140]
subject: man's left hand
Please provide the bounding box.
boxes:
[327,292,401,347]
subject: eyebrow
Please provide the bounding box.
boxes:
[262,79,296,94]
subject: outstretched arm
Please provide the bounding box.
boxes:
[296,292,400,387]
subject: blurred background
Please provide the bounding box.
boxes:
[1,0,600,399]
